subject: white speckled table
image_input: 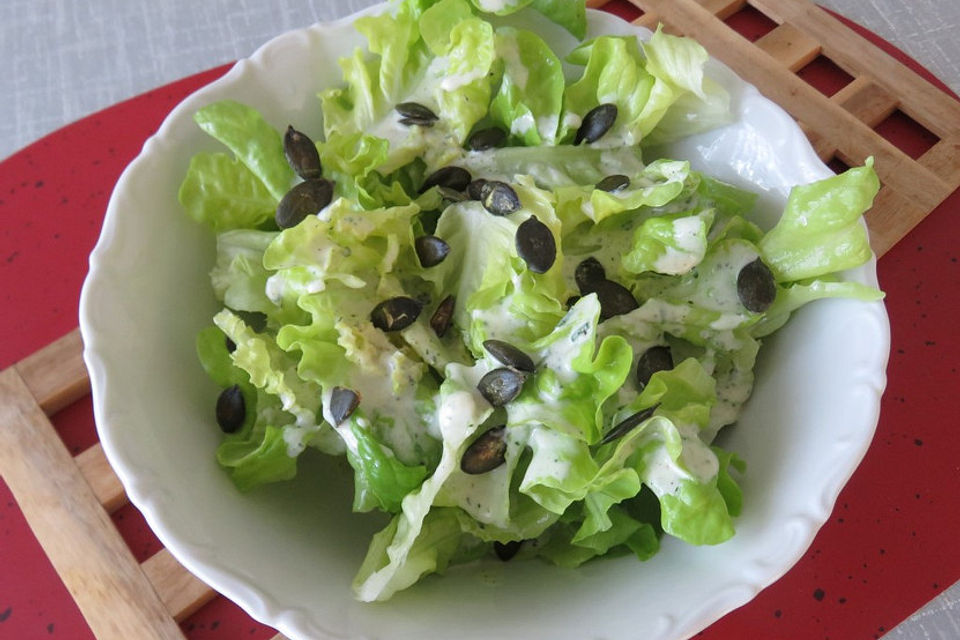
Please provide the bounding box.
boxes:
[1,1,957,638]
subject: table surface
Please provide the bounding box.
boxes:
[1,1,958,639]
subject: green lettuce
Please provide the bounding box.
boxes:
[760,159,880,282]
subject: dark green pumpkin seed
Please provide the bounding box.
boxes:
[216,385,245,433]
[396,102,438,123]
[516,215,556,274]
[481,181,521,215]
[330,386,360,426]
[398,117,437,127]
[483,339,535,373]
[575,103,618,145]
[460,425,508,474]
[467,127,507,151]
[371,296,422,332]
[236,310,268,333]
[594,279,639,320]
[575,257,607,294]
[737,258,777,313]
[420,166,472,194]
[636,346,674,390]
[283,126,322,180]
[415,235,450,268]
[477,367,527,407]
[494,540,523,561]
[599,404,659,445]
[275,179,334,229]
[466,178,489,201]
[596,174,630,193]
[430,294,455,337]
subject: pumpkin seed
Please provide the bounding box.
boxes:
[467,127,507,151]
[483,339,535,373]
[575,103,618,145]
[596,174,630,193]
[329,386,360,426]
[216,385,245,433]
[430,294,456,337]
[494,540,523,561]
[283,126,322,180]
[636,345,674,390]
[575,257,607,294]
[737,258,777,313]
[460,425,508,474]
[275,178,334,229]
[420,166,472,194]
[415,235,450,268]
[594,279,639,320]
[515,216,556,274]
[599,404,659,445]
[236,310,268,333]
[477,367,527,407]
[370,296,422,332]
[396,102,438,124]
[481,181,521,215]
[466,178,489,201]
[398,117,437,127]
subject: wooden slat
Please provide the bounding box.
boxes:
[864,186,931,257]
[630,0,954,239]
[142,548,217,622]
[0,367,185,640]
[14,328,89,415]
[748,0,960,140]
[920,135,960,186]
[76,443,128,513]
[802,76,900,160]
[633,0,745,33]
[754,22,820,71]
[832,76,899,127]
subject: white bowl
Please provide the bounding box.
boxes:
[79,5,890,640]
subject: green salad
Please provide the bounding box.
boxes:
[179,0,883,602]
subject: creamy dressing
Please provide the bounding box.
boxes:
[496,32,529,90]
[511,111,536,136]
[641,423,718,496]
[562,111,582,131]
[474,0,516,12]
[651,215,706,275]
[537,114,559,144]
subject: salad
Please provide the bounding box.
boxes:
[178,0,883,602]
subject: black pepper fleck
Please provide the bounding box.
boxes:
[813,588,825,601]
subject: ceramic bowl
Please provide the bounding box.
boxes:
[80,5,890,639]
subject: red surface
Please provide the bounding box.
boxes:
[1,6,958,640]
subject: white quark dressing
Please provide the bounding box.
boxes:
[497,33,529,90]
[511,111,536,136]
[642,422,718,496]
[651,215,707,275]
[536,114,559,143]
[474,0,517,12]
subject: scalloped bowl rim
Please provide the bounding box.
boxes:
[79,5,890,640]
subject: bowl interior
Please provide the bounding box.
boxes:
[80,6,889,640]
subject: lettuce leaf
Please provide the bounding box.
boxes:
[759,159,880,282]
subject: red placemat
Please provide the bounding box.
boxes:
[1,7,958,640]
